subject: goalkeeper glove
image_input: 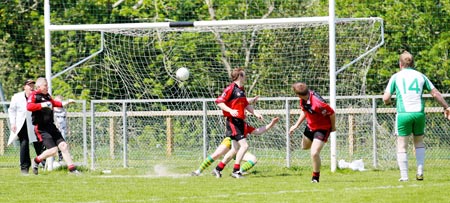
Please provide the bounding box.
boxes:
[41,102,52,109]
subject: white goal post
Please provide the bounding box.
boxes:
[44,0,384,172]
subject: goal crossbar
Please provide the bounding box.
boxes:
[48,17,382,31]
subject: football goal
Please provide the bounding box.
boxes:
[44,1,385,171]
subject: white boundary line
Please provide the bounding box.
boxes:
[80,179,449,202]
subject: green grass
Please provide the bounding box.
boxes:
[1,165,450,203]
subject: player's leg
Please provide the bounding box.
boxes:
[413,135,425,180]
[302,127,314,150]
[301,136,312,150]
[219,151,256,175]
[310,138,325,183]
[58,141,73,165]
[221,146,237,165]
[213,140,238,178]
[53,127,79,174]
[192,145,225,175]
[231,137,248,178]
[412,113,426,181]
[212,138,237,178]
[396,113,413,181]
[58,130,66,162]
[32,135,58,175]
[32,141,46,169]
[241,152,257,174]
[34,137,58,163]
[309,129,330,183]
[214,117,246,178]
[397,136,410,181]
[57,140,78,173]
[32,141,44,157]
[220,151,257,175]
[192,137,231,176]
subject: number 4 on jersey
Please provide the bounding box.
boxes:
[403,78,420,94]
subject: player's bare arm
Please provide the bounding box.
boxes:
[62,99,76,107]
[217,102,238,117]
[289,112,306,135]
[430,88,449,109]
[430,88,450,120]
[382,91,392,105]
[252,117,279,135]
[246,105,263,120]
[247,96,259,105]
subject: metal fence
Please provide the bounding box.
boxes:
[1,95,450,172]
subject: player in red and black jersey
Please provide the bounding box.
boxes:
[212,68,263,178]
[26,77,79,175]
[289,82,336,183]
[191,116,279,177]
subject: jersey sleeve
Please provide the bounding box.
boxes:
[50,98,63,108]
[321,102,335,116]
[215,84,232,104]
[385,74,397,94]
[422,74,435,91]
[26,92,42,112]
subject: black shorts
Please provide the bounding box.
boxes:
[225,117,246,141]
[35,123,65,149]
[303,126,331,143]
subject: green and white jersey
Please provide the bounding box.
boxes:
[385,68,435,113]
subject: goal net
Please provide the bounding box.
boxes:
[51,17,386,172]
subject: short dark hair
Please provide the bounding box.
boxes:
[230,68,245,81]
[292,82,309,96]
[24,79,35,85]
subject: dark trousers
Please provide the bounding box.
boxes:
[18,124,44,170]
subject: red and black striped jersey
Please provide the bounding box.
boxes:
[27,90,62,126]
[215,83,249,120]
[299,90,335,131]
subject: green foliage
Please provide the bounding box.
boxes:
[0,0,449,100]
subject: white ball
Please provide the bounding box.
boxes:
[52,161,61,169]
[176,67,190,81]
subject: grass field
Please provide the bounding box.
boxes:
[1,164,450,203]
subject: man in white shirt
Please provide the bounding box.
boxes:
[8,79,44,175]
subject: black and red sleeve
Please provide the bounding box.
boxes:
[26,91,42,112]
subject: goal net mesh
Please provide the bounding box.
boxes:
[53,18,389,172]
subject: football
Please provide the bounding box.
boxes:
[53,161,62,169]
[176,67,190,81]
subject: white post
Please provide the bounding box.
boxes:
[285,98,291,168]
[44,0,52,94]
[45,156,54,171]
[329,0,337,172]
[44,0,55,170]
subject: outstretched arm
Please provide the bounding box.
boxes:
[247,96,259,105]
[62,99,75,107]
[245,105,263,120]
[431,88,449,109]
[252,117,279,135]
[430,88,450,120]
[289,111,306,135]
